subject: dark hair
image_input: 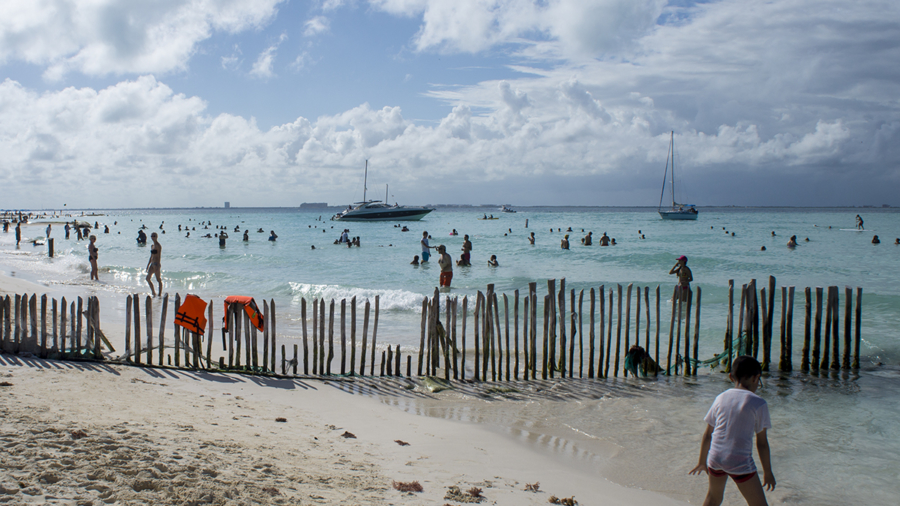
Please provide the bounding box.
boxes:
[732,355,762,381]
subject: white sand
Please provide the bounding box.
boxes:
[0,356,693,505]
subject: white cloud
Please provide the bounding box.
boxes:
[250,33,287,79]
[366,0,665,57]
[220,45,242,70]
[0,0,285,79]
[304,16,330,37]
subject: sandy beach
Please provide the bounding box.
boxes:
[0,354,694,506]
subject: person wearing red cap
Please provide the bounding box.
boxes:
[670,255,693,295]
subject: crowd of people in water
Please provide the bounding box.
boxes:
[2,211,897,296]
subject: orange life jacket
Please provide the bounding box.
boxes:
[222,295,265,332]
[175,294,208,335]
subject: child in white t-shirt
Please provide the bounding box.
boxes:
[690,356,776,506]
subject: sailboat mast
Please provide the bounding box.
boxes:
[385,184,389,204]
[670,131,676,208]
[363,160,368,203]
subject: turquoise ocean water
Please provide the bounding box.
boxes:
[2,206,899,504]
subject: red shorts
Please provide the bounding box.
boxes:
[440,271,453,287]
[708,468,756,483]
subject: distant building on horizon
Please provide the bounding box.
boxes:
[300,202,328,209]
[224,202,230,208]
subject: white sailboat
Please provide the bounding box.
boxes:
[658,131,699,220]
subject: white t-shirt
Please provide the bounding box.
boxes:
[421,237,429,253]
[703,388,771,475]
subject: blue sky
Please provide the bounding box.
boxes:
[1,0,899,208]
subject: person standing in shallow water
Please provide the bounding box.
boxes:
[461,234,472,265]
[437,245,452,287]
[88,235,99,281]
[669,255,692,296]
[146,232,162,297]
[690,355,775,506]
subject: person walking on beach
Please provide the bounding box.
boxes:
[856,214,864,230]
[690,355,775,506]
[421,231,433,262]
[461,234,472,265]
[15,222,21,246]
[145,232,162,297]
[88,235,99,281]
[437,245,452,287]
[669,255,693,294]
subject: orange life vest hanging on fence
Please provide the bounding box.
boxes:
[175,294,208,335]
[222,296,265,332]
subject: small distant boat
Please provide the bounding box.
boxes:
[500,205,517,213]
[332,161,434,222]
[658,131,699,221]
[478,214,500,220]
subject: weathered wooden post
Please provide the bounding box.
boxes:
[557,280,566,378]
[822,287,833,372]
[645,287,651,351]
[159,293,168,366]
[293,344,298,375]
[174,294,182,367]
[614,284,623,377]
[623,283,632,377]
[801,287,811,372]
[40,295,47,358]
[588,288,595,378]
[605,287,613,378]
[301,298,308,374]
[812,287,823,373]
[243,302,251,371]
[830,286,840,371]
[725,280,733,372]
[395,344,401,377]
[760,288,768,371]
[270,299,277,371]
[493,293,503,381]
[474,292,481,381]
[547,280,556,377]
[779,287,787,370]
[340,298,347,374]
[842,287,852,370]
[542,295,550,379]
[634,286,641,369]
[461,295,468,381]
[666,286,678,374]
[58,296,66,355]
[206,299,213,368]
[262,300,269,372]
[853,287,862,369]
[319,299,326,374]
[227,302,234,369]
[370,295,380,375]
[144,295,153,365]
[380,350,386,377]
[692,287,701,376]
[785,287,794,372]
[312,299,319,374]
[514,291,520,380]
[361,299,370,376]
[577,289,583,378]
[504,293,511,381]
[530,282,538,380]
[327,299,335,375]
[452,297,459,380]
[350,296,357,376]
[737,285,746,357]
[386,345,393,376]
[750,279,759,359]
[683,288,692,376]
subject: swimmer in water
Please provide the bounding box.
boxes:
[787,235,797,248]
[411,255,419,265]
[872,235,880,244]
[488,255,499,267]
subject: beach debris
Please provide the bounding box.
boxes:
[262,486,281,496]
[326,424,339,430]
[423,376,453,393]
[392,480,423,492]
[549,495,577,505]
[0,381,12,387]
[485,386,518,395]
[525,482,540,492]
[467,487,484,498]
[70,429,88,440]
[394,440,410,446]
[275,417,287,423]
[341,431,356,439]
[444,485,484,503]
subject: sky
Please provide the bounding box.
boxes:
[1,0,899,209]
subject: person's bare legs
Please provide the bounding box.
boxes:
[146,270,157,297]
[702,473,727,506]
[153,271,162,297]
[735,474,769,506]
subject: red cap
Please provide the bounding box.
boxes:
[677,255,687,262]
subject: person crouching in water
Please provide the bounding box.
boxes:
[690,356,775,506]
[437,245,452,288]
